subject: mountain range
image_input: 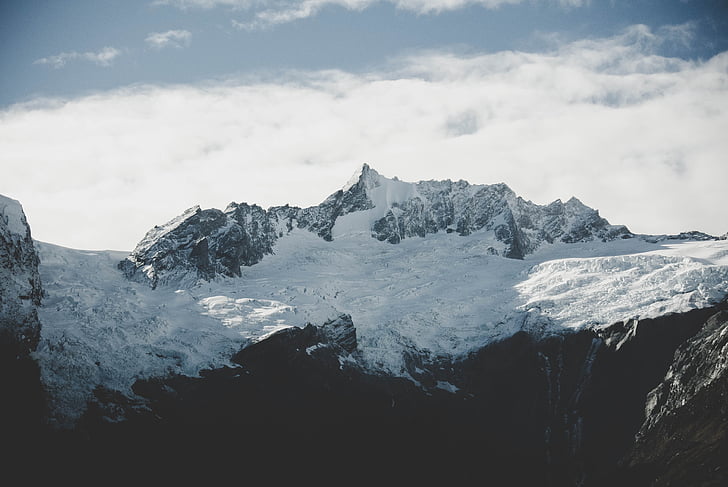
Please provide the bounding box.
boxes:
[1,166,727,485]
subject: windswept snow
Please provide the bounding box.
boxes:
[34,234,728,426]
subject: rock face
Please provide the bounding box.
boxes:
[118,204,293,288]
[0,195,42,357]
[0,194,45,441]
[120,164,632,287]
[229,313,358,365]
[319,314,358,354]
[642,309,728,433]
[363,170,629,256]
[615,306,728,486]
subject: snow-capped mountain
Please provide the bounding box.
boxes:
[2,166,728,485]
[30,166,728,428]
[119,164,630,288]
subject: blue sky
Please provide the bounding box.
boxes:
[1,0,727,249]
[2,0,726,105]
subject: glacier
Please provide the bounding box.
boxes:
[35,229,728,426]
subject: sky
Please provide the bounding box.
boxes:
[1,0,727,250]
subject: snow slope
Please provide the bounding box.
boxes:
[34,233,728,426]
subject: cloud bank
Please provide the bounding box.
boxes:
[145,30,193,49]
[4,24,727,250]
[33,47,122,69]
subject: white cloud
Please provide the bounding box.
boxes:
[156,0,586,29]
[145,29,192,49]
[5,24,727,250]
[33,47,122,69]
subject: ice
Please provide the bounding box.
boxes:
[199,296,296,335]
[517,240,728,329]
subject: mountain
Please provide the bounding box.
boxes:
[0,195,42,356]
[1,166,728,484]
[0,195,45,442]
[119,164,631,288]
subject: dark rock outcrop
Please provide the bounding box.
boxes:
[612,306,728,486]
[319,313,358,354]
[643,230,721,243]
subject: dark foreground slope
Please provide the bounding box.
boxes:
[36,302,724,486]
[607,309,728,487]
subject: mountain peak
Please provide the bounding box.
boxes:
[342,162,381,192]
[565,196,586,208]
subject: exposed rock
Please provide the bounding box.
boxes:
[230,313,357,368]
[613,303,728,486]
[642,230,721,243]
[369,179,631,259]
[319,313,357,354]
[642,307,728,432]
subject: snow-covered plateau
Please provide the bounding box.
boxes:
[35,231,728,426]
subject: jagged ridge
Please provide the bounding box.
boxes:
[120,164,631,287]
